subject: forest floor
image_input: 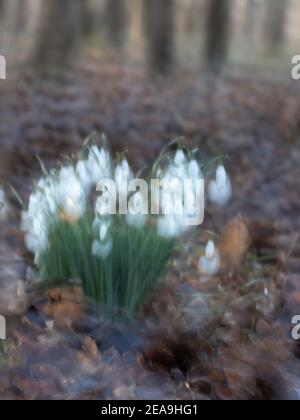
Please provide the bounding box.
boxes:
[0,61,300,400]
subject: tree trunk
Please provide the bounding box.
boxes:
[143,0,175,75]
[31,0,85,71]
[205,0,230,70]
[105,0,128,50]
[265,0,286,53]
[0,0,4,17]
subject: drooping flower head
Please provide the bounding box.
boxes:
[0,187,8,220]
[76,146,112,193]
[126,191,148,228]
[115,158,134,201]
[199,240,220,276]
[208,165,232,207]
[92,216,113,260]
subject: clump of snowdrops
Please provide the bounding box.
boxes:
[21,136,231,314]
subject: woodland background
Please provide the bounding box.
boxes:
[0,0,299,75]
[0,0,300,401]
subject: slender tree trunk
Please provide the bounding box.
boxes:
[9,0,27,34]
[265,0,286,53]
[31,0,85,71]
[143,0,175,75]
[205,0,230,70]
[80,0,93,37]
[245,0,256,37]
[105,0,128,50]
[0,0,4,17]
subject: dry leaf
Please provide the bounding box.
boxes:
[219,215,251,273]
[39,287,84,328]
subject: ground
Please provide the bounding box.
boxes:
[0,61,300,400]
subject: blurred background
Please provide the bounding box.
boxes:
[1,1,300,400]
[1,0,300,72]
[0,0,300,222]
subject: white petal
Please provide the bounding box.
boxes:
[99,224,108,241]
[199,252,220,276]
[216,165,227,187]
[188,160,201,180]
[206,240,215,260]
[92,239,112,259]
[174,150,186,166]
[157,215,180,239]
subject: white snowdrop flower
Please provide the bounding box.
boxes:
[115,159,133,182]
[87,146,112,185]
[59,166,74,184]
[96,198,111,216]
[92,216,113,259]
[174,149,186,166]
[157,215,185,239]
[92,215,111,233]
[183,188,197,216]
[115,159,134,200]
[92,239,113,259]
[156,168,162,178]
[33,215,44,237]
[58,166,85,220]
[76,160,90,190]
[166,164,186,181]
[76,146,112,192]
[100,223,109,241]
[0,188,8,220]
[188,160,202,180]
[199,240,220,277]
[126,192,148,228]
[43,184,57,214]
[21,185,49,257]
[208,165,232,206]
[160,176,183,215]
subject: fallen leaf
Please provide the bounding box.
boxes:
[219,215,251,273]
[38,287,84,328]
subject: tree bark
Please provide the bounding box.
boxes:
[31,0,86,71]
[143,0,175,75]
[205,0,230,70]
[105,0,128,50]
[265,0,286,53]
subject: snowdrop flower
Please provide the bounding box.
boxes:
[87,146,112,184]
[208,165,232,206]
[21,184,49,258]
[126,192,148,228]
[76,160,90,190]
[92,216,113,259]
[115,159,134,201]
[174,149,186,166]
[37,178,57,214]
[0,188,8,220]
[76,146,112,192]
[199,240,220,276]
[58,166,86,221]
[92,239,113,260]
[157,214,186,239]
[166,163,186,181]
[188,160,203,181]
